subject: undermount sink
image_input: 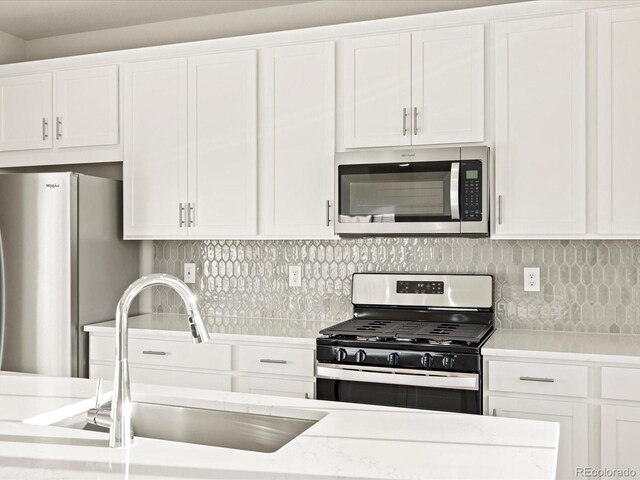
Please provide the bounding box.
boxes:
[54,401,320,453]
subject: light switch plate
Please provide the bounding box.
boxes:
[184,263,196,284]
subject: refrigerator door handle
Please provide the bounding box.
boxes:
[0,229,5,365]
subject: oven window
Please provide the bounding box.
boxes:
[317,379,480,414]
[338,161,455,223]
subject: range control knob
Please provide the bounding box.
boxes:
[421,354,434,369]
[355,350,367,363]
[442,355,456,370]
[387,352,400,366]
[335,348,348,362]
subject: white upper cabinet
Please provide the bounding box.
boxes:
[259,42,335,237]
[342,25,484,149]
[123,58,188,238]
[54,65,119,148]
[0,66,119,154]
[494,13,586,236]
[0,73,52,152]
[187,51,257,237]
[342,33,412,148]
[412,25,484,144]
[597,6,640,234]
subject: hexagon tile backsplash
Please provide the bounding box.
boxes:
[152,238,640,334]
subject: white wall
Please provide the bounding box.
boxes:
[25,0,523,60]
[0,30,26,64]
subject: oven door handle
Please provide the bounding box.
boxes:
[316,365,478,391]
[450,162,460,220]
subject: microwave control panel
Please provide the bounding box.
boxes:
[460,160,483,222]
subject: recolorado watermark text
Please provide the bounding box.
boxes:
[577,468,636,478]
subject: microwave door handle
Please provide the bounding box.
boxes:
[450,162,460,220]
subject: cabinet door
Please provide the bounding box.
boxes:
[597,7,640,234]
[236,376,315,399]
[123,59,188,238]
[187,51,257,237]
[601,405,640,471]
[342,33,411,148]
[0,73,52,152]
[259,42,335,237]
[412,25,484,145]
[489,396,588,480]
[54,65,119,148]
[494,14,586,235]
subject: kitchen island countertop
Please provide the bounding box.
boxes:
[0,373,559,479]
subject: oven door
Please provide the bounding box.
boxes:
[335,159,461,235]
[316,364,481,414]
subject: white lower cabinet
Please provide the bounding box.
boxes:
[601,405,640,471]
[88,332,315,399]
[90,363,233,391]
[485,355,640,480]
[489,396,588,480]
[236,376,314,399]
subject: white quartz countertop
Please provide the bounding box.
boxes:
[0,373,559,479]
[84,313,331,345]
[483,328,640,364]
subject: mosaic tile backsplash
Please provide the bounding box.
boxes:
[152,239,640,334]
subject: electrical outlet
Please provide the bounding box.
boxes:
[289,265,302,287]
[523,267,540,292]
[184,263,196,284]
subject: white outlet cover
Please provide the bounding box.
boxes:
[184,263,196,284]
[523,267,540,292]
[289,265,302,287]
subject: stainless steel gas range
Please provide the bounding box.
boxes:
[316,273,494,414]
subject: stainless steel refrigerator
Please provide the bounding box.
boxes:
[0,172,139,378]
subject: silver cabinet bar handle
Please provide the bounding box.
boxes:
[498,195,503,225]
[188,203,194,227]
[519,376,555,383]
[42,118,48,140]
[402,108,408,136]
[326,200,331,227]
[260,359,287,364]
[179,203,186,227]
[142,350,167,356]
[56,117,62,140]
[413,107,418,135]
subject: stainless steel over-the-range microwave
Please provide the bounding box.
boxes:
[335,146,489,237]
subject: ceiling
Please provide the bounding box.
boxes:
[0,0,315,40]
[0,0,527,41]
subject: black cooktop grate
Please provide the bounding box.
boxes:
[319,318,492,344]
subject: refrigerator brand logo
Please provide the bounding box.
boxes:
[45,183,60,189]
[401,153,416,157]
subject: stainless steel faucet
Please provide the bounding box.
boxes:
[87,273,210,448]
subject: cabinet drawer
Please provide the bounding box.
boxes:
[90,362,232,391]
[601,367,640,401]
[236,376,315,399]
[90,335,231,371]
[488,360,588,397]
[237,345,314,377]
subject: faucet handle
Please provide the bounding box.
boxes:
[94,377,103,409]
